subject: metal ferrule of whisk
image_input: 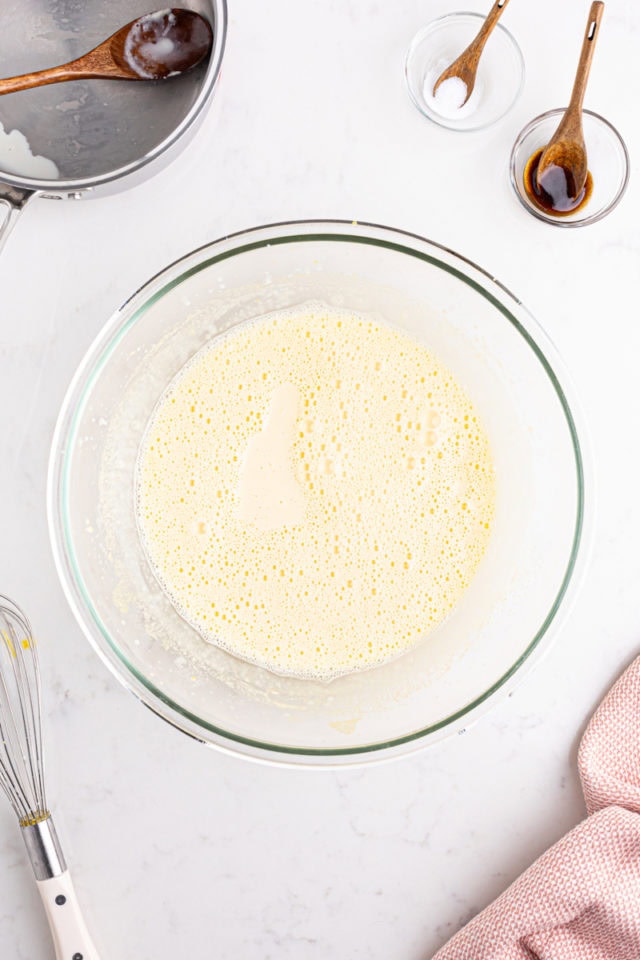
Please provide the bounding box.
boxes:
[21,815,67,880]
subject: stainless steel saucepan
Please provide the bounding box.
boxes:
[0,0,227,252]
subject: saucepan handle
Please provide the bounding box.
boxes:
[0,182,36,254]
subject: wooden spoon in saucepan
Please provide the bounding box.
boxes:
[533,1,604,209]
[0,9,213,96]
[432,0,512,106]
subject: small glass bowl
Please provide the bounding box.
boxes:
[405,12,525,132]
[510,109,630,227]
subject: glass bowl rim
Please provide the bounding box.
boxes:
[404,11,525,133]
[509,108,630,228]
[47,219,589,766]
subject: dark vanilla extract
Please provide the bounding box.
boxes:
[524,148,593,217]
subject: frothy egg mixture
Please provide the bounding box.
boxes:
[136,308,495,680]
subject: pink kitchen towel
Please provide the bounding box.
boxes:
[434,656,640,960]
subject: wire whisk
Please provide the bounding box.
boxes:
[0,596,101,960]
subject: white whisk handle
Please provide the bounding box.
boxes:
[37,871,101,960]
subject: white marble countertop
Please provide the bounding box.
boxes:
[1,1,639,957]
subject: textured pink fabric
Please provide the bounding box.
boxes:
[434,656,640,960]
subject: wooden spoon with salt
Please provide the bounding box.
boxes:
[432,0,512,107]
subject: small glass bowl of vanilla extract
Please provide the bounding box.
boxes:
[510,108,629,227]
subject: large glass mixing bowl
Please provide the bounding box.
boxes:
[48,221,587,765]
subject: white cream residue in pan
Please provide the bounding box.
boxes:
[0,121,59,179]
